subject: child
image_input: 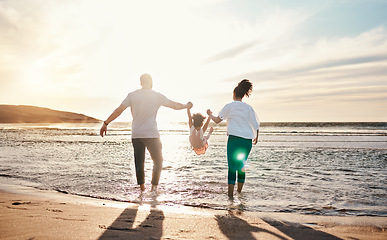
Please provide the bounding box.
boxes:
[187,106,214,155]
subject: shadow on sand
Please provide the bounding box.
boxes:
[216,212,288,240]
[216,210,343,240]
[98,200,342,240]
[261,218,343,240]
[98,204,164,240]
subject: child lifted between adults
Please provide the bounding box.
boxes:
[187,105,214,155]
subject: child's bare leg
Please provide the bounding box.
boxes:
[205,127,214,140]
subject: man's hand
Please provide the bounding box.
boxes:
[186,102,193,109]
[100,124,107,137]
[207,109,212,115]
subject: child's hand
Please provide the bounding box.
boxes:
[207,109,212,115]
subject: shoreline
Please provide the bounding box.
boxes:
[1,182,386,239]
[2,177,386,218]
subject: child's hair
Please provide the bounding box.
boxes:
[192,113,206,128]
[234,79,253,99]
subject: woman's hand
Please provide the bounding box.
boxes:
[253,136,258,145]
[253,129,259,145]
[207,109,222,124]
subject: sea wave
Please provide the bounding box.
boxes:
[1,123,386,216]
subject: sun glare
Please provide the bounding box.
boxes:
[75,0,233,104]
[3,0,385,122]
[23,61,45,88]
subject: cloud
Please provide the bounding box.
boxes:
[205,41,261,63]
[210,25,387,121]
[0,1,56,85]
[221,26,387,83]
[286,54,387,75]
[278,85,387,102]
[0,1,57,58]
[0,0,105,97]
[1,0,386,121]
[236,53,387,83]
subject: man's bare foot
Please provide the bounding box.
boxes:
[151,185,159,199]
[140,184,146,192]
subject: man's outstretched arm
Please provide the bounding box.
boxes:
[166,100,193,110]
[100,104,127,137]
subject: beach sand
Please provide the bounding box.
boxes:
[0,184,386,240]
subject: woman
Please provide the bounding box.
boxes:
[207,79,260,200]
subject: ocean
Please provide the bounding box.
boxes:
[1,122,386,216]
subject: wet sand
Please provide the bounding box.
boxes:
[0,184,386,240]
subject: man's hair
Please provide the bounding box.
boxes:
[140,73,152,85]
[234,79,253,99]
[193,113,206,128]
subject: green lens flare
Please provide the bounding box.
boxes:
[233,148,248,162]
[236,153,245,161]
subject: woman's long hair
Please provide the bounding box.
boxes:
[234,79,253,99]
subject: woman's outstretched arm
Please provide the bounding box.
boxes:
[207,109,222,124]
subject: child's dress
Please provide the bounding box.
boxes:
[189,126,211,155]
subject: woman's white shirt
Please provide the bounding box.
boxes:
[218,101,260,139]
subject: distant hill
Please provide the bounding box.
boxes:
[0,105,101,123]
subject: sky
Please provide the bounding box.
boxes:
[1,0,387,122]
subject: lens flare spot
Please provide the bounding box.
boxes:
[236,153,245,161]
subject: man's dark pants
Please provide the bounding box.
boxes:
[132,138,163,186]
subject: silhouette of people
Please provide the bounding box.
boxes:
[216,214,288,240]
[100,73,192,196]
[99,206,165,240]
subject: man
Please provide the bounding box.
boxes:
[100,73,192,196]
